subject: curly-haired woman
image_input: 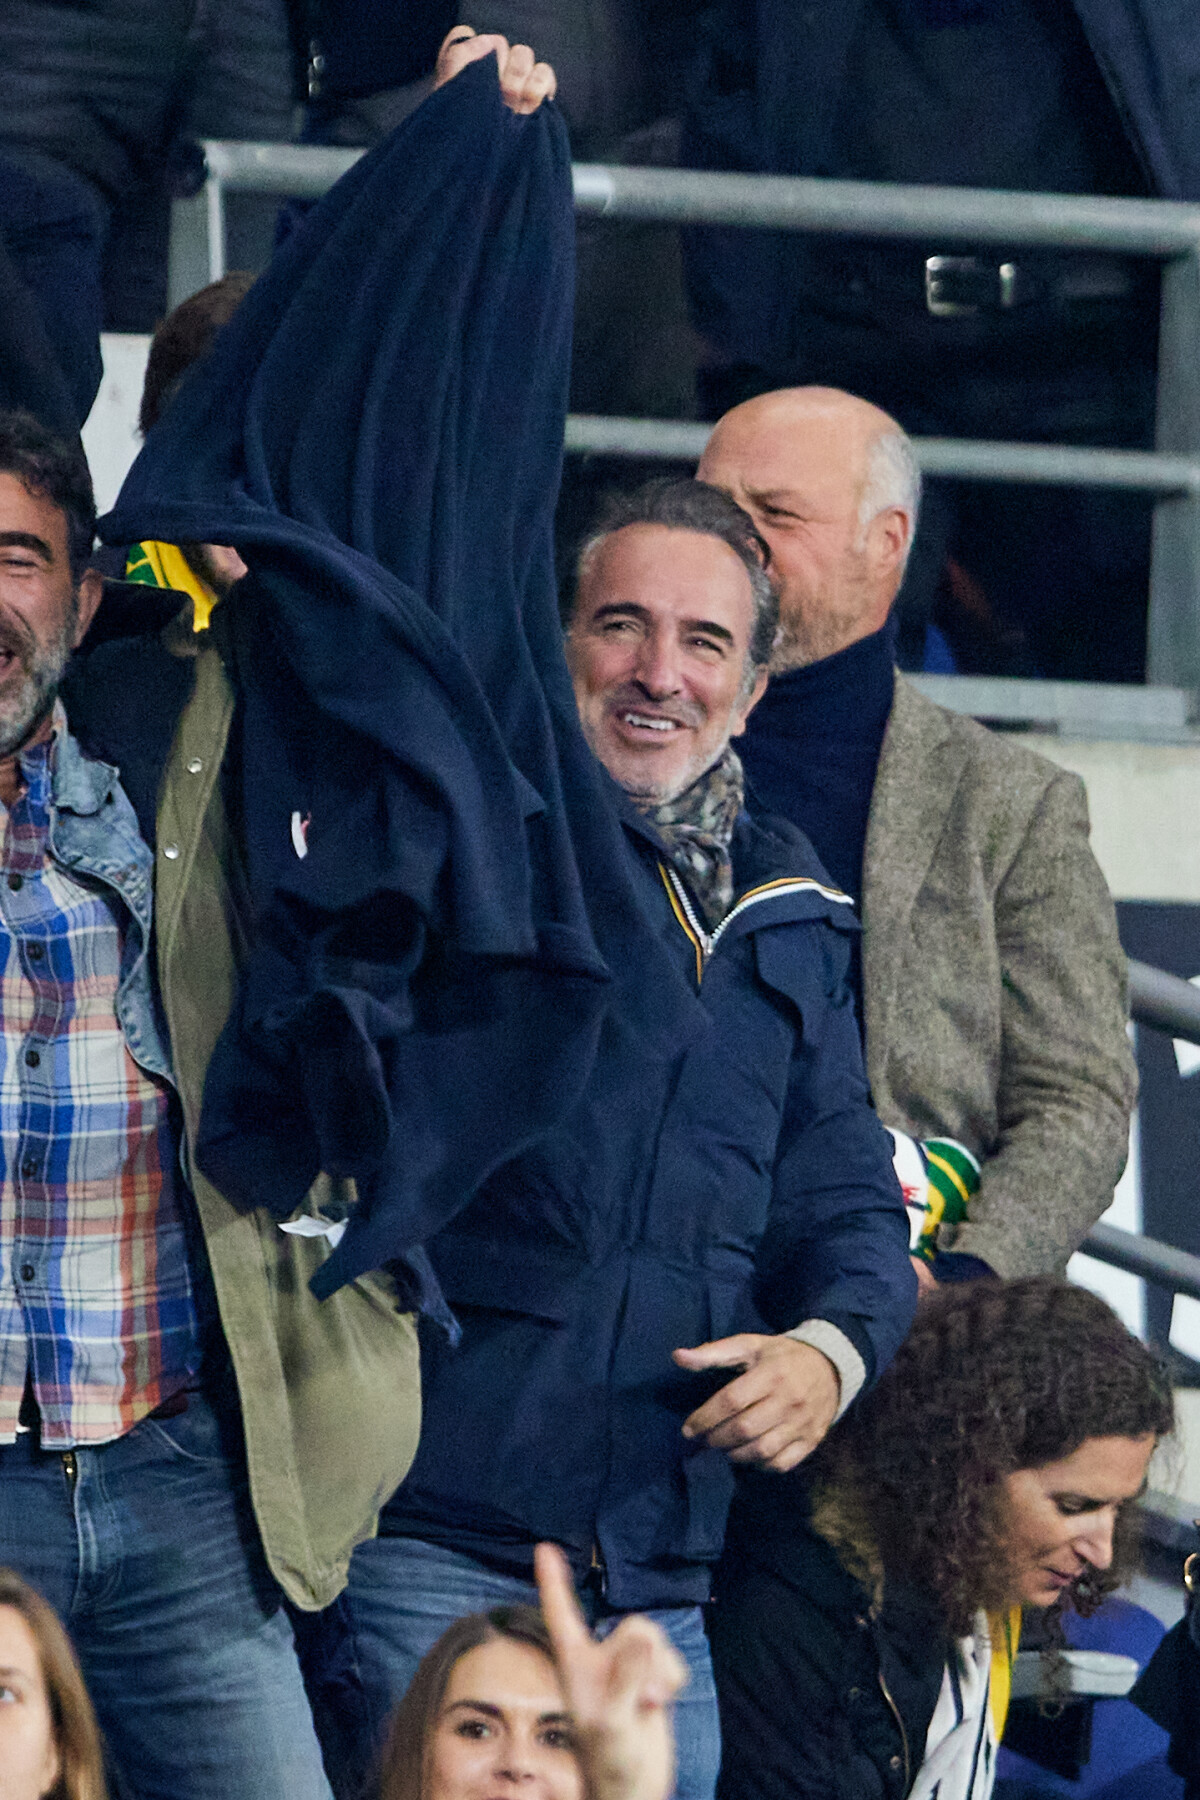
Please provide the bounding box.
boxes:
[709,1278,1175,1800]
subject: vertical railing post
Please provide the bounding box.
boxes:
[166,175,226,314]
[1148,246,1200,687]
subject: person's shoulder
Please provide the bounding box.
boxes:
[735,806,844,892]
[62,580,198,775]
[888,674,1079,804]
[733,809,859,937]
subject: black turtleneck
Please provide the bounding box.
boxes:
[739,615,897,911]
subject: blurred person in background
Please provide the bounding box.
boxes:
[112,270,257,625]
[0,1568,108,1800]
[0,0,294,427]
[710,1278,1175,1800]
[698,386,1136,1290]
[683,0,1196,681]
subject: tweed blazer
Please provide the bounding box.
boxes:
[860,675,1136,1278]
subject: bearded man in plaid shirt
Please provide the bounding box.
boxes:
[0,413,422,1798]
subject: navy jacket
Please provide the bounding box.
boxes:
[99,60,702,1300]
[385,797,915,1609]
[684,0,1200,368]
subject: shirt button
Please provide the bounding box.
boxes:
[19,1264,34,1282]
[889,1757,903,1772]
[20,1159,35,1178]
[24,1049,39,1068]
[185,757,203,775]
[6,872,21,891]
[847,1687,862,1702]
[26,942,44,961]
[162,844,180,861]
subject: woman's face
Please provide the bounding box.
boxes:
[999,1432,1157,1608]
[426,1638,582,1800]
[0,1605,59,1800]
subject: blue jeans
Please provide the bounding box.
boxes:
[0,1392,332,1800]
[344,1536,721,1800]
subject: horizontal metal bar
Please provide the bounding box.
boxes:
[199,142,1200,256]
[908,673,1200,743]
[572,164,1200,256]
[1082,1223,1200,1300]
[565,415,709,459]
[1129,960,1200,1044]
[565,415,1200,494]
[202,140,362,198]
[913,440,1200,493]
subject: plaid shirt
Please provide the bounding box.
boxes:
[0,720,199,1446]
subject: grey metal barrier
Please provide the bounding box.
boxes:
[1075,959,1200,1298]
[171,143,1200,698]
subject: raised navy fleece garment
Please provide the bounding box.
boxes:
[100,59,700,1298]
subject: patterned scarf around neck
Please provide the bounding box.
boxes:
[644,746,744,931]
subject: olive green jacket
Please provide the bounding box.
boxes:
[153,623,420,1610]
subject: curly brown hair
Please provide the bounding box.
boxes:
[815,1278,1174,1636]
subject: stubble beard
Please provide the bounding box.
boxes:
[771,558,878,673]
[0,605,76,759]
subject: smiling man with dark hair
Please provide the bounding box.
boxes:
[347,477,915,1800]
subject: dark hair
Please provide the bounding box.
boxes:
[0,1568,108,1799]
[573,477,779,676]
[139,271,256,435]
[377,1606,556,1800]
[0,411,95,581]
[816,1278,1174,1636]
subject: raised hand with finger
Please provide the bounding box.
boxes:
[535,1542,685,1800]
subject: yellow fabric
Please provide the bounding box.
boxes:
[987,1606,1021,1738]
[124,541,218,631]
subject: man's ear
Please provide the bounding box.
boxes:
[869,505,911,581]
[73,567,105,647]
[733,665,770,734]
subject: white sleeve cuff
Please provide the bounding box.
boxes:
[784,1319,867,1420]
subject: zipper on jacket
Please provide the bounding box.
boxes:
[589,1541,608,1599]
[877,1666,911,1792]
[658,862,852,984]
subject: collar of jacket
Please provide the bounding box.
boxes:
[861,672,965,1061]
[613,771,859,938]
[44,702,173,1087]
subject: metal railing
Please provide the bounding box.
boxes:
[1073,960,1200,1297]
[171,142,1200,702]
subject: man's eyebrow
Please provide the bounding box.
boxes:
[589,601,651,625]
[588,602,736,647]
[743,487,801,509]
[0,531,54,563]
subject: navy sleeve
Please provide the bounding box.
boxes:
[751,919,917,1389]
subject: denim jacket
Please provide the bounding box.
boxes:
[48,716,173,1087]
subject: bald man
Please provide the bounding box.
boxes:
[699,387,1136,1285]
